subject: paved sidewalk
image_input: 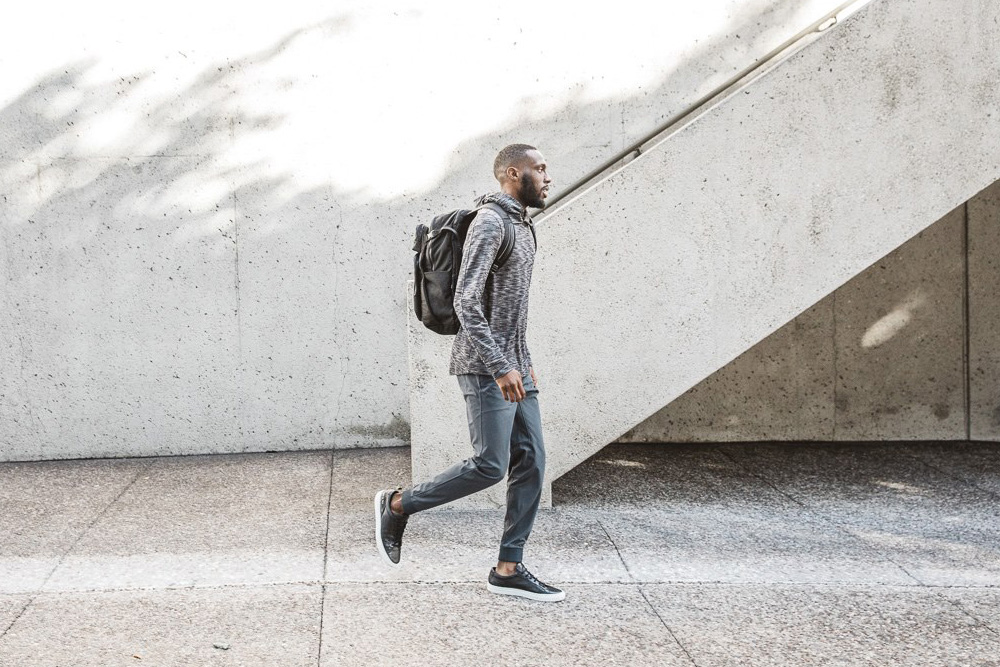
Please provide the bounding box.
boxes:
[1,441,998,666]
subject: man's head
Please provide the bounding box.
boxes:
[494,144,552,209]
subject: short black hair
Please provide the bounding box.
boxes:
[493,143,537,181]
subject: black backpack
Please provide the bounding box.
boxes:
[412,202,516,335]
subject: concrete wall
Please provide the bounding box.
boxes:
[623,181,1000,443]
[969,181,1000,440]
[408,0,1000,508]
[0,0,841,461]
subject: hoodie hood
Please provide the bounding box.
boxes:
[475,192,527,221]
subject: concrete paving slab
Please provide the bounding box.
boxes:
[0,584,321,667]
[329,445,411,508]
[715,442,987,503]
[552,443,757,507]
[554,443,913,584]
[320,582,691,667]
[0,559,59,596]
[0,595,31,634]
[905,441,1000,496]
[43,452,331,591]
[642,583,1000,667]
[326,507,629,584]
[590,506,913,585]
[939,588,1000,634]
[0,458,147,594]
[718,443,1000,586]
[326,448,629,583]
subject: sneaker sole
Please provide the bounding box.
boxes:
[373,490,399,567]
[486,582,565,602]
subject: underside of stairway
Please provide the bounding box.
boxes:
[407,0,1000,508]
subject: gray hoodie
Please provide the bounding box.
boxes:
[449,192,536,379]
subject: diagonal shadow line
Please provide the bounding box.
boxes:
[0,461,151,641]
[712,445,927,587]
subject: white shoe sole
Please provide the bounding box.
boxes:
[486,582,566,602]
[373,490,399,566]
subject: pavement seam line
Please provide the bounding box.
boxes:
[598,519,700,665]
[596,519,636,583]
[0,461,150,641]
[713,445,928,587]
[936,592,1000,638]
[317,449,337,666]
[901,449,1000,502]
[638,586,701,667]
[0,598,32,648]
[18,580,1000,596]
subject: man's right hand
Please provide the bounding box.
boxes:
[496,370,526,402]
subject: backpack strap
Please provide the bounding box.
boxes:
[478,202,517,274]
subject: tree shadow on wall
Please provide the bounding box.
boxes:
[0,1,818,460]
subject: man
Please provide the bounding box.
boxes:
[375,144,564,602]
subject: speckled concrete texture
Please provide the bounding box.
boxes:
[939,589,1000,634]
[0,458,147,593]
[0,585,322,666]
[625,194,986,444]
[1,443,998,665]
[969,179,1000,441]
[642,584,1000,666]
[833,206,966,440]
[321,583,690,667]
[902,441,1000,497]
[555,447,914,585]
[718,442,1000,586]
[0,0,841,462]
[622,301,836,442]
[409,0,1000,507]
[44,452,331,591]
[0,597,30,638]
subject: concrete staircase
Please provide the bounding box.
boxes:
[408,0,1000,508]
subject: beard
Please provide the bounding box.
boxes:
[518,172,546,209]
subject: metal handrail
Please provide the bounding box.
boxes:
[531,0,869,221]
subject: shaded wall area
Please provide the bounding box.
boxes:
[621,179,1000,443]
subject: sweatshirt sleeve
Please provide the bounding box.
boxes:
[454,210,515,379]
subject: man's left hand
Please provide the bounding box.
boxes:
[529,366,539,389]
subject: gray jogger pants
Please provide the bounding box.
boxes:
[399,373,545,563]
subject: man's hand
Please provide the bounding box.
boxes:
[496,370,526,402]
[529,366,539,389]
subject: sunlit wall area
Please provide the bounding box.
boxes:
[0,1,840,460]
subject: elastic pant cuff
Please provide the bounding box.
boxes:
[498,546,523,563]
[399,488,417,515]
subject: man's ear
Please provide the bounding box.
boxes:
[506,166,519,182]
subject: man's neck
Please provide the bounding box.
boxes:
[500,187,525,209]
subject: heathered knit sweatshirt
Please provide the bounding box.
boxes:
[449,192,536,380]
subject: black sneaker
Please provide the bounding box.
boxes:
[487,563,565,602]
[374,488,408,565]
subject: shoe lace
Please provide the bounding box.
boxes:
[519,565,544,588]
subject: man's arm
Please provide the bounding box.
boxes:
[454,210,515,379]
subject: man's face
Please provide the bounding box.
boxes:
[515,150,552,209]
